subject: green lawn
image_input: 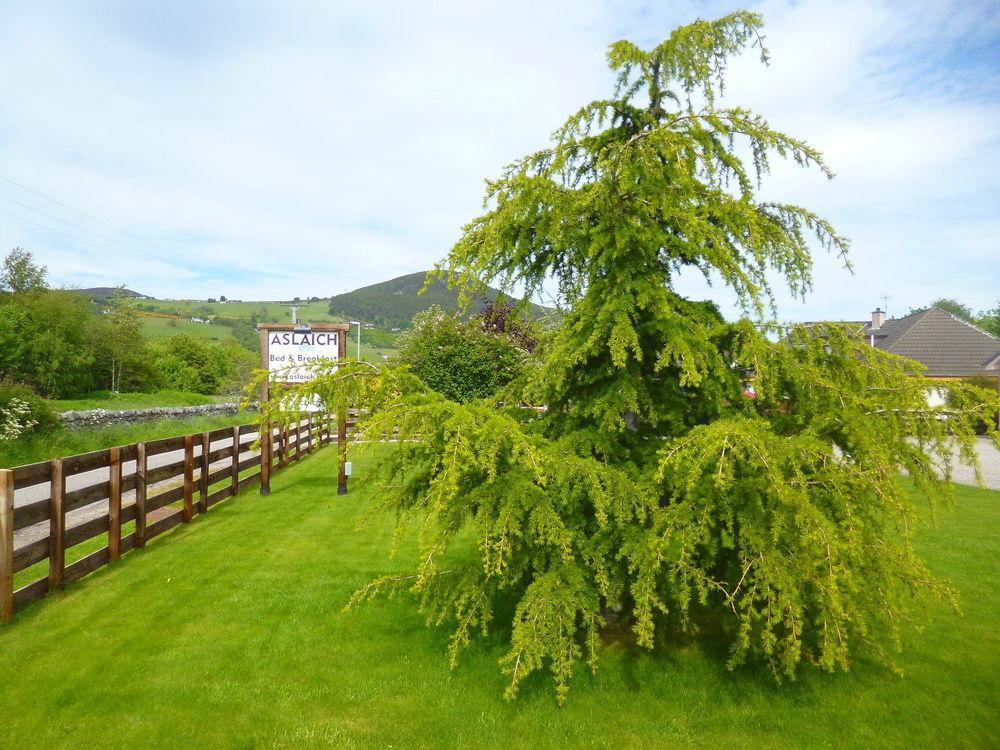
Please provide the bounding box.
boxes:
[0,412,254,468]
[51,390,223,412]
[0,449,996,748]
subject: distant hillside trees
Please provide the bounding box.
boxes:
[328,271,550,330]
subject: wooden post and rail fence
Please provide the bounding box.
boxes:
[0,412,354,624]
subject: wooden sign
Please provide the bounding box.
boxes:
[257,323,350,496]
[266,329,343,383]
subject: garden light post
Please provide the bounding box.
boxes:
[350,321,361,360]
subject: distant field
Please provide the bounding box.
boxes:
[141,316,234,342]
[139,299,338,323]
[139,298,398,362]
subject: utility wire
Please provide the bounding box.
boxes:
[0,175,262,289]
[0,192,172,263]
[0,207,179,268]
[0,174,180,257]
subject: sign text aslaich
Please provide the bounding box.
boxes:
[267,331,340,383]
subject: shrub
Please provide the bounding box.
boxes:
[149,334,256,395]
[394,306,527,402]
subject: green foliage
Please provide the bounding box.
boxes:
[393,305,529,402]
[215,316,260,351]
[259,12,1000,702]
[328,271,552,330]
[93,288,149,392]
[975,301,1000,338]
[149,334,254,395]
[0,288,99,397]
[911,299,976,322]
[0,247,47,293]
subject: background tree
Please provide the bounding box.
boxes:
[0,288,98,397]
[0,247,47,293]
[266,12,999,701]
[912,298,975,321]
[477,298,541,353]
[975,301,1000,337]
[394,305,528,402]
[94,288,146,392]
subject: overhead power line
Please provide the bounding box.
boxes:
[0,175,251,289]
[0,192,170,262]
[0,174,179,257]
[0,206,176,268]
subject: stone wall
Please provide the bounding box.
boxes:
[59,402,257,429]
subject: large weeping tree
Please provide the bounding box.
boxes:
[264,12,999,702]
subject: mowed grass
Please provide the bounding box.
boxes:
[0,449,996,749]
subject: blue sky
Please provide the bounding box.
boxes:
[0,0,997,322]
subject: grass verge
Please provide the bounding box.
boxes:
[0,412,255,467]
[0,448,996,749]
[50,390,225,412]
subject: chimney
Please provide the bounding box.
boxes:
[871,307,886,330]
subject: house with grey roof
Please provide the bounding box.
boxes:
[862,306,1000,383]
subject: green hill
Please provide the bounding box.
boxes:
[327,271,552,330]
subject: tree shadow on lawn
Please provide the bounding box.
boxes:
[383,586,905,709]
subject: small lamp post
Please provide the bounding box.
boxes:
[350,321,361,361]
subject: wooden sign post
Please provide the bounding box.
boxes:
[257,323,350,496]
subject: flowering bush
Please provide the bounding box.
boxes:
[0,398,36,441]
[0,381,60,441]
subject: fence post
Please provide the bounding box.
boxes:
[108,446,122,561]
[307,415,313,453]
[260,423,271,496]
[183,434,194,521]
[199,432,210,513]
[259,328,271,496]
[282,424,289,466]
[0,469,13,623]
[231,426,240,495]
[49,459,65,586]
[135,443,147,548]
[337,410,348,495]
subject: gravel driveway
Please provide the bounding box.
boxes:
[945,436,1000,490]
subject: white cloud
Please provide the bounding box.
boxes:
[0,0,996,321]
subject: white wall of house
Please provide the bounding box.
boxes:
[927,387,948,407]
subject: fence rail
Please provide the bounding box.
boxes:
[0,413,351,623]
